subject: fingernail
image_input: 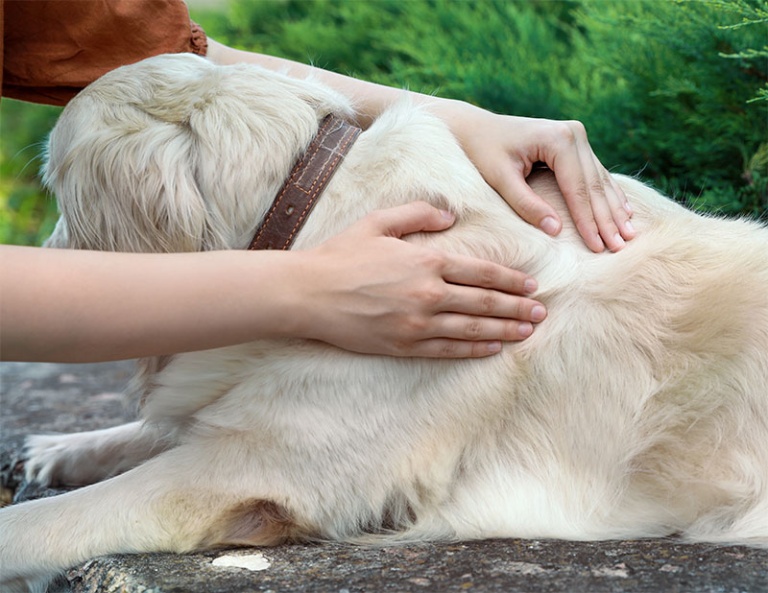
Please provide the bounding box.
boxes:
[624,220,635,234]
[518,322,534,337]
[531,305,547,322]
[624,201,633,215]
[524,278,538,294]
[440,209,455,221]
[613,233,625,247]
[540,216,559,235]
[487,341,502,353]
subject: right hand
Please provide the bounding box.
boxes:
[294,202,547,358]
[431,101,635,253]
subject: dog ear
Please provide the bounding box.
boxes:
[43,102,217,253]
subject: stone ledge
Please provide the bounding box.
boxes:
[64,540,768,593]
[2,361,767,593]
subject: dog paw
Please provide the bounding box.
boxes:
[23,434,75,487]
[24,433,108,487]
[23,423,155,488]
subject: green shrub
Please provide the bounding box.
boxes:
[0,99,62,245]
[570,0,767,216]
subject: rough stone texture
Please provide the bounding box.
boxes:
[2,361,767,593]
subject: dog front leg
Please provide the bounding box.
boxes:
[24,421,170,487]
[0,445,297,589]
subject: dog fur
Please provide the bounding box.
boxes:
[1,53,767,591]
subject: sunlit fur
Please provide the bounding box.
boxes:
[1,53,766,590]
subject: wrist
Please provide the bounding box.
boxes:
[251,250,313,342]
[417,97,481,146]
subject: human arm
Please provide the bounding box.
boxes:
[0,203,546,363]
[206,40,635,253]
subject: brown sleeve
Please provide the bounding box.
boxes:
[2,0,208,105]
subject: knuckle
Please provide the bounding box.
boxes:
[589,177,607,196]
[464,319,485,340]
[403,314,430,335]
[565,119,587,138]
[438,341,460,357]
[570,180,590,204]
[476,262,500,287]
[511,300,526,323]
[552,121,577,145]
[422,249,448,270]
[365,209,386,224]
[391,340,412,356]
[569,119,587,134]
[415,283,448,308]
[516,198,544,219]
[552,120,587,145]
[479,290,498,315]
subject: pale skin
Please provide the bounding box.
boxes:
[1,40,635,363]
[1,204,545,362]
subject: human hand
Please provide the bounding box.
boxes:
[294,202,547,358]
[434,100,636,253]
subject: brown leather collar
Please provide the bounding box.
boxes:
[248,114,362,251]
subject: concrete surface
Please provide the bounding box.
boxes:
[2,361,767,593]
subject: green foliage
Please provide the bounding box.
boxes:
[0,99,62,245]
[206,0,582,118]
[570,0,767,216]
[2,0,765,245]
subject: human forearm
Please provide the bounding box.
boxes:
[0,246,303,362]
[206,39,438,129]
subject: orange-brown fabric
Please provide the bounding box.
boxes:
[1,0,207,105]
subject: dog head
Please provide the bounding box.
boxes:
[43,53,353,253]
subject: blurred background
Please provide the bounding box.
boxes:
[1,0,766,246]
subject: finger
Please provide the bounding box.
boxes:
[577,151,626,252]
[436,285,547,324]
[439,253,539,296]
[402,315,538,357]
[399,338,507,359]
[364,201,455,238]
[489,160,564,236]
[431,310,542,341]
[591,167,634,251]
[578,156,637,251]
[549,135,604,252]
[603,167,636,239]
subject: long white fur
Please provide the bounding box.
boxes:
[1,53,766,590]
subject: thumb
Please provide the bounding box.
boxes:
[491,163,563,236]
[369,201,456,239]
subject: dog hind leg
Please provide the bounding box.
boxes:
[0,443,298,588]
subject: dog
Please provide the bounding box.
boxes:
[1,53,767,592]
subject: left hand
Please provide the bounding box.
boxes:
[434,100,636,253]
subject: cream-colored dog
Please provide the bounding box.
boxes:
[1,53,767,591]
